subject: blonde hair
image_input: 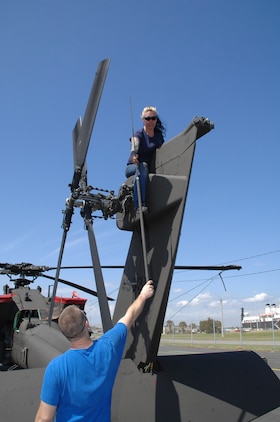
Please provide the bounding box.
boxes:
[141,106,157,118]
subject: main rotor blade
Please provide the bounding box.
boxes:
[174,265,242,271]
[73,58,110,173]
[47,264,242,271]
[41,274,114,301]
[0,263,241,276]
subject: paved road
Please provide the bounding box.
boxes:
[158,344,280,421]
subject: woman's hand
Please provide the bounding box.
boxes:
[131,153,139,165]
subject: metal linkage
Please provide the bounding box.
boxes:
[135,175,149,282]
[63,186,126,224]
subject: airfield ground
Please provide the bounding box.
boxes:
[160,330,280,352]
[159,332,280,421]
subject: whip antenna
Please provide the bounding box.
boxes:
[129,96,135,137]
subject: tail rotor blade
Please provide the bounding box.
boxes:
[74,58,110,172]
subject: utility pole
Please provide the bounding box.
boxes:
[220,297,224,338]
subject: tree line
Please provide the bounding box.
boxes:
[165,318,222,334]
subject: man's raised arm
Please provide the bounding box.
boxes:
[118,280,154,330]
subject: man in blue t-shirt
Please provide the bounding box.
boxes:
[34,280,154,422]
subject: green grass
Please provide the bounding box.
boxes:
[160,330,280,352]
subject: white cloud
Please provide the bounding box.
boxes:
[209,300,219,308]
[244,292,268,303]
[191,292,212,305]
[177,300,188,307]
[173,288,183,293]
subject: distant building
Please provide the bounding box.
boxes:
[242,303,280,330]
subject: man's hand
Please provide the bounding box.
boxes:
[140,280,154,300]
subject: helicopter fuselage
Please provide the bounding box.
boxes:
[0,286,86,370]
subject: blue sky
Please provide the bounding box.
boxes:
[1,1,279,327]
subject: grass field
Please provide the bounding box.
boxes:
[160,330,280,352]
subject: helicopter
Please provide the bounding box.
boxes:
[0,261,116,370]
[1,58,280,421]
[0,261,237,372]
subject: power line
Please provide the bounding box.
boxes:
[173,267,280,283]
[225,268,280,278]
[218,249,280,265]
[167,278,216,320]
[169,275,218,303]
[172,249,280,283]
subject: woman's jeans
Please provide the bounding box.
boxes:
[125,162,149,208]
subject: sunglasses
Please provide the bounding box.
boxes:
[144,116,157,121]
